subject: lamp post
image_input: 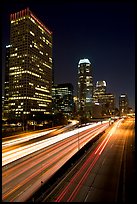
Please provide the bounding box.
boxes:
[78,115,81,151]
[41,162,43,190]
[22,114,25,131]
[78,131,80,151]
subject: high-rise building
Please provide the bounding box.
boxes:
[77,58,93,117]
[119,94,129,115]
[7,8,52,122]
[3,45,11,119]
[100,93,115,116]
[73,96,78,113]
[93,80,106,103]
[2,96,5,119]
[93,81,115,116]
[52,83,74,117]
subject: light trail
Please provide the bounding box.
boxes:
[3,123,107,186]
[2,122,110,201]
[2,126,103,201]
[2,129,57,148]
[2,120,79,148]
[67,154,100,202]
[2,122,107,166]
[95,119,123,155]
[54,120,123,202]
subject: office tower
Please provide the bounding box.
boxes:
[93,80,106,103]
[93,81,115,116]
[52,83,74,117]
[119,94,129,115]
[3,45,11,119]
[2,96,4,119]
[100,93,115,116]
[73,96,78,113]
[8,8,52,122]
[77,58,93,117]
[92,103,102,118]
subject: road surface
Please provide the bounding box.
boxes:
[2,121,109,201]
[41,118,135,202]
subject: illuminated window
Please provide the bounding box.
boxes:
[30,31,35,36]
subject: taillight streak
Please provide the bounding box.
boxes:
[67,154,100,202]
[55,150,96,202]
[54,121,121,202]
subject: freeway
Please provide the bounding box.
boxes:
[40,117,135,202]
[2,121,105,166]
[2,121,109,202]
[2,120,79,150]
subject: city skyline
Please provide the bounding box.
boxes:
[2,1,135,110]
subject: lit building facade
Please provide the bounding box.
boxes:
[73,96,78,113]
[2,96,5,119]
[99,93,115,116]
[8,8,52,121]
[93,81,115,116]
[52,83,74,117]
[3,45,11,119]
[77,58,93,117]
[92,103,102,118]
[119,94,129,115]
[93,80,106,103]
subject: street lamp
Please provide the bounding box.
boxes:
[78,131,80,151]
[77,118,80,151]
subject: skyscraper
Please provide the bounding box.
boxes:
[77,58,93,117]
[52,83,74,117]
[7,8,52,122]
[93,81,115,116]
[3,45,11,119]
[93,80,106,103]
[119,94,129,115]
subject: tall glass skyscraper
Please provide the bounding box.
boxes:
[93,80,115,116]
[93,80,107,103]
[7,8,53,122]
[52,83,74,117]
[3,45,11,119]
[119,94,129,115]
[77,58,93,116]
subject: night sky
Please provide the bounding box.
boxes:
[2,0,135,110]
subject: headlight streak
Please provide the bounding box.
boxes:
[2,129,57,148]
[95,119,123,155]
[2,122,106,166]
[54,119,123,202]
[2,120,79,149]
[78,123,109,150]
[3,123,107,187]
[3,125,104,201]
[3,142,79,201]
[3,123,110,201]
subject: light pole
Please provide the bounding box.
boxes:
[78,131,80,151]
[78,116,81,151]
[41,162,43,189]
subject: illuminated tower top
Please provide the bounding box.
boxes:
[77,58,93,116]
[10,7,52,35]
[78,58,91,65]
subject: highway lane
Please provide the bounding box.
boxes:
[2,121,109,202]
[2,121,106,166]
[2,120,79,150]
[42,118,135,202]
[2,128,57,149]
[118,117,135,203]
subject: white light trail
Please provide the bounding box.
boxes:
[95,119,123,155]
[2,122,108,166]
[2,129,57,148]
